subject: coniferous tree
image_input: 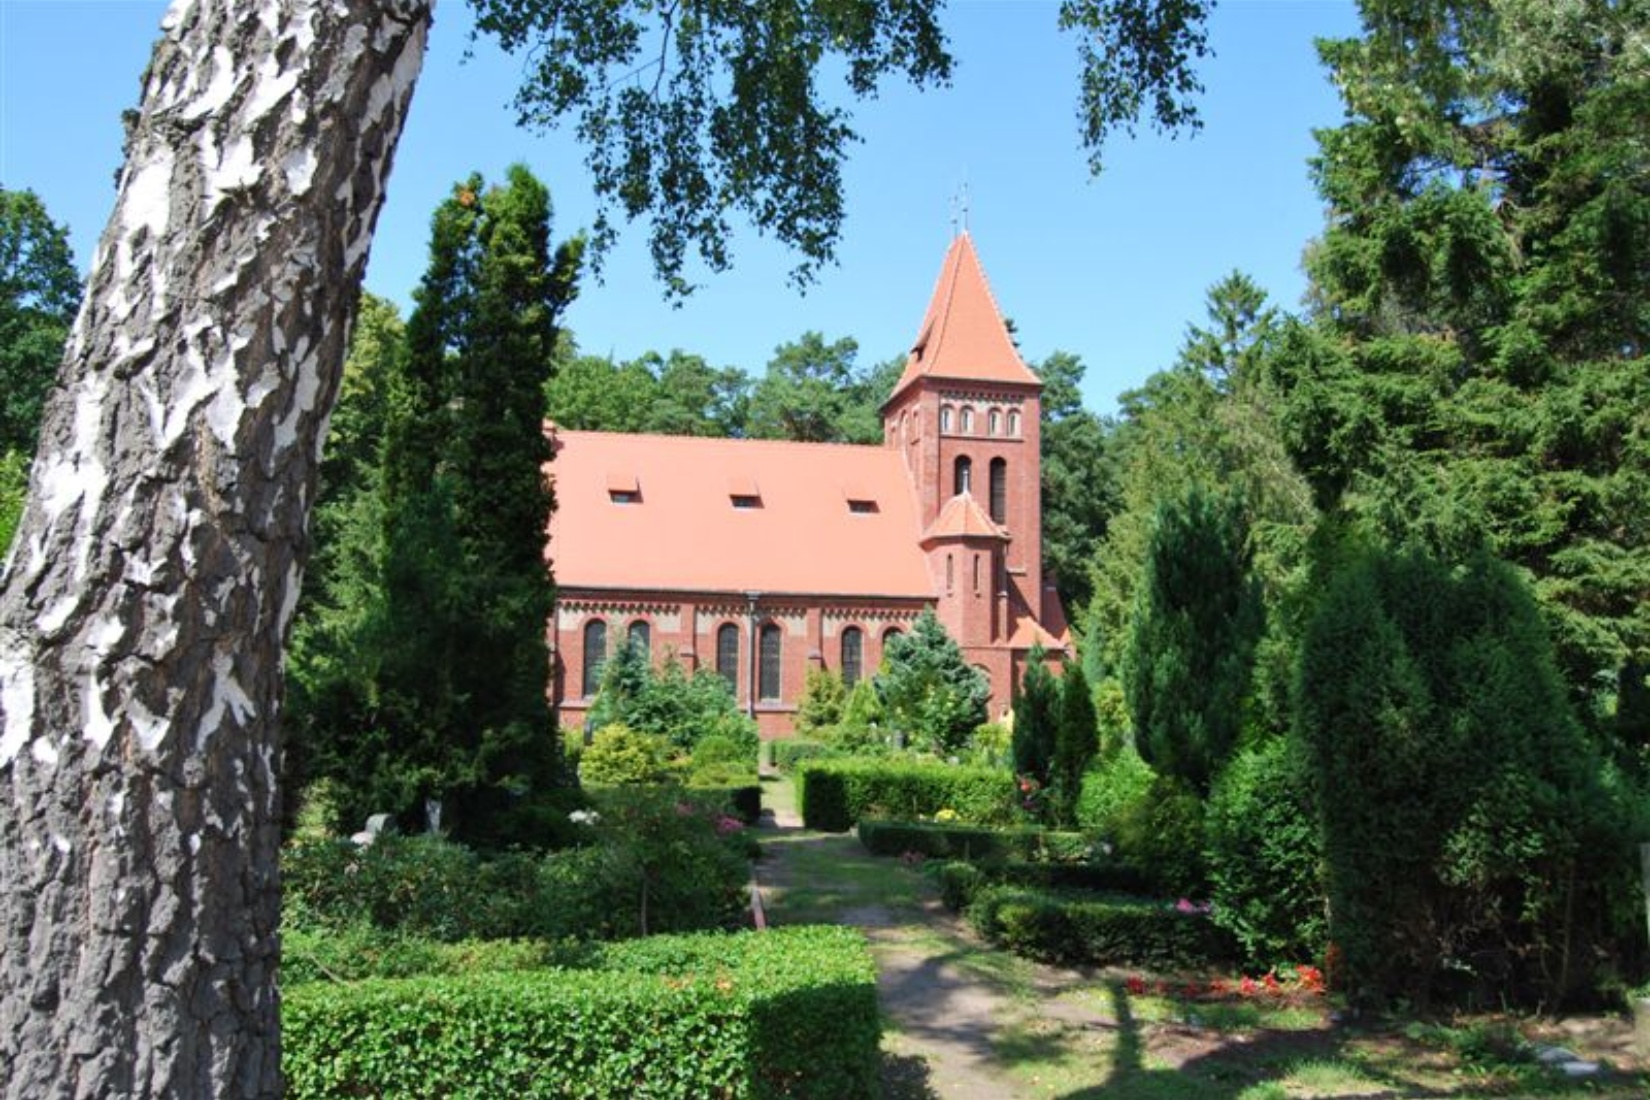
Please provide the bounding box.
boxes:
[794,667,848,737]
[1124,485,1263,794]
[1012,645,1059,787]
[1051,662,1099,827]
[876,610,989,755]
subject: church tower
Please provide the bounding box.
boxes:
[883,232,1064,699]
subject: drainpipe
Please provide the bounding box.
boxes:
[745,591,761,720]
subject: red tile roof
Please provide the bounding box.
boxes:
[888,231,1042,403]
[548,430,935,598]
[921,491,1008,544]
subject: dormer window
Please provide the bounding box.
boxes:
[729,475,761,509]
[843,483,878,515]
[606,471,640,504]
[848,500,878,514]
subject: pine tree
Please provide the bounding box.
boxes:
[876,610,989,755]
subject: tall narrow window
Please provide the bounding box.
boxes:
[940,405,953,433]
[759,624,782,702]
[628,619,651,657]
[953,455,972,495]
[988,409,1000,435]
[960,407,974,434]
[582,620,608,698]
[989,458,1007,524]
[716,623,740,693]
[946,553,954,594]
[841,627,864,688]
[973,554,981,593]
[1008,409,1021,436]
[883,626,903,649]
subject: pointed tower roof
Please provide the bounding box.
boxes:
[920,491,1009,545]
[886,232,1042,404]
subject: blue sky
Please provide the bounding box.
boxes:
[0,0,1360,415]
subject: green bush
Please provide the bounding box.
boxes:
[856,820,1093,863]
[285,795,753,944]
[773,738,842,771]
[1114,773,1208,896]
[1075,747,1155,837]
[1205,737,1327,969]
[283,835,555,942]
[797,758,1019,831]
[930,858,1151,907]
[692,734,749,770]
[965,885,1229,969]
[578,723,676,785]
[283,927,881,1100]
[684,775,764,826]
[282,925,560,987]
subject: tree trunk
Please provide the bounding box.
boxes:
[0,1,430,1095]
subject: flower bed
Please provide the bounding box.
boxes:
[284,926,881,1099]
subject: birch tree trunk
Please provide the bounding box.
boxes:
[0,1,431,1095]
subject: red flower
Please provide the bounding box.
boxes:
[1125,976,1146,996]
[1294,965,1325,994]
[1262,969,1281,994]
[1238,976,1258,997]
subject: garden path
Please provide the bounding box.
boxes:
[754,791,1130,1099]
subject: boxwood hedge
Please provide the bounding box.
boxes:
[284,926,880,1099]
[797,759,1018,831]
[964,885,1231,970]
[856,820,1093,863]
[772,739,842,772]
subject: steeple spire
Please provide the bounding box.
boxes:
[885,232,1040,405]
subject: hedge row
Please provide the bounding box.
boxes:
[284,926,880,1099]
[958,883,1230,970]
[797,759,1018,831]
[930,858,1152,907]
[771,739,842,771]
[685,781,763,825]
[857,820,1093,863]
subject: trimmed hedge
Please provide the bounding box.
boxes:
[930,858,1152,907]
[857,820,1092,863]
[686,780,763,825]
[285,926,880,1099]
[797,759,1018,831]
[964,885,1231,970]
[772,739,842,771]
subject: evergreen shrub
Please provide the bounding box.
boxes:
[772,738,841,771]
[1204,737,1326,968]
[578,723,676,785]
[283,927,881,1099]
[965,886,1229,969]
[797,759,1018,832]
[930,858,1150,907]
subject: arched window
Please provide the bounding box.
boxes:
[973,554,981,594]
[628,619,651,657]
[1008,409,1021,437]
[946,553,954,595]
[582,620,608,698]
[988,409,1000,436]
[939,405,953,433]
[883,626,903,650]
[716,623,740,693]
[960,407,974,434]
[953,455,972,495]
[989,457,1007,524]
[758,623,782,702]
[841,627,864,688]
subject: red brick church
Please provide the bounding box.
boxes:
[546,232,1069,738]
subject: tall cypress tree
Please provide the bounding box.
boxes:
[1051,662,1099,827]
[1124,485,1263,794]
[1012,644,1059,788]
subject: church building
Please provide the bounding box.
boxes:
[546,232,1069,739]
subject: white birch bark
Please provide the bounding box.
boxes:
[0,1,431,1094]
